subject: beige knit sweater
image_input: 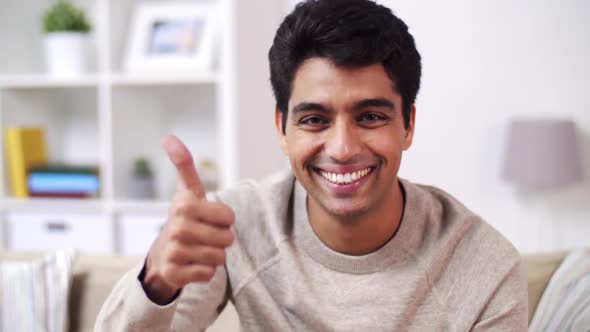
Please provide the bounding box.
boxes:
[95,169,528,331]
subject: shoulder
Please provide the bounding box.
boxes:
[403,180,527,329]
[207,169,296,285]
[210,168,296,248]
[402,179,520,270]
[211,168,295,222]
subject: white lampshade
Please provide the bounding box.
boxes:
[502,118,583,191]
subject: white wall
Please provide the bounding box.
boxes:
[234,0,287,181]
[381,0,590,253]
[235,0,590,253]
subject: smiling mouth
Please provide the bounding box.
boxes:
[313,166,376,185]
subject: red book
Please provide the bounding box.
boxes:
[28,191,93,199]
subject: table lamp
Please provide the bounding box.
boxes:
[502,118,583,191]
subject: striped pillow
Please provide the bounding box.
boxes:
[0,249,77,332]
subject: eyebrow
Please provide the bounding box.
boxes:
[291,98,395,115]
[291,102,330,115]
[354,98,395,111]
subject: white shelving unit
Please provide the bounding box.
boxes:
[0,0,237,255]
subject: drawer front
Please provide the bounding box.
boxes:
[118,213,166,256]
[6,212,113,254]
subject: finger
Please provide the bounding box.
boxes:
[167,243,227,266]
[161,134,205,199]
[169,220,234,248]
[196,202,236,227]
[161,263,216,286]
[170,197,235,228]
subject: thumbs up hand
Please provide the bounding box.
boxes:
[143,135,235,305]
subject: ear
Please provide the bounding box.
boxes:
[402,105,416,150]
[275,109,289,155]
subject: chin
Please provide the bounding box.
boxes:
[321,198,372,221]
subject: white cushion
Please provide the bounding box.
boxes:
[0,249,77,332]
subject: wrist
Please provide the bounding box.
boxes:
[139,257,180,305]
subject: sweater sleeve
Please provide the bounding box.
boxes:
[471,260,529,331]
[94,260,229,332]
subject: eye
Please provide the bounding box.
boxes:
[358,112,388,127]
[298,115,329,128]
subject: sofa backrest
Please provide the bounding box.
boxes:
[1,250,569,330]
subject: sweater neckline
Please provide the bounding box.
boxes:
[292,178,423,274]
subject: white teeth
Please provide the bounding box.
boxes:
[318,167,372,185]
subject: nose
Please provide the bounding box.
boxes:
[324,118,363,163]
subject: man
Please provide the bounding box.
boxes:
[96,0,528,330]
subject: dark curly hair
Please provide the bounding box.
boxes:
[269,0,422,133]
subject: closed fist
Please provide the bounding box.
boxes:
[143,135,235,304]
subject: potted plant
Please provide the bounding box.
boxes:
[128,157,156,199]
[42,0,92,77]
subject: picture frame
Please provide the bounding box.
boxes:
[124,3,218,73]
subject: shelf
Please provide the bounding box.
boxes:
[109,72,219,86]
[1,197,104,213]
[112,200,170,213]
[0,0,235,254]
[0,198,172,214]
[0,74,100,88]
[0,72,220,88]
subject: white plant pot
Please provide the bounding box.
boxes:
[127,177,156,200]
[44,32,88,78]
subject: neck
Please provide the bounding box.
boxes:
[307,179,405,256]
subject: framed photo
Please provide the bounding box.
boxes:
[124,3,218,73]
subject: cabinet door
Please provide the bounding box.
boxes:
[117,213,166,256]
[6,212,113,254]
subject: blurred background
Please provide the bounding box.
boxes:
[0,0,587,257]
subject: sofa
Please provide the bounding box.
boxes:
[0,250,569,331]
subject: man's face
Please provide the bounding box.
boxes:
[276,57,415,219]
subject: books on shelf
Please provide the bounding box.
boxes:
[4,127,48,198]
[2,126,100,199]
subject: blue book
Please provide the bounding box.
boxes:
[28,173,99,194]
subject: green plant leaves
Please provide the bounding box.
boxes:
[42,0,92,33]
